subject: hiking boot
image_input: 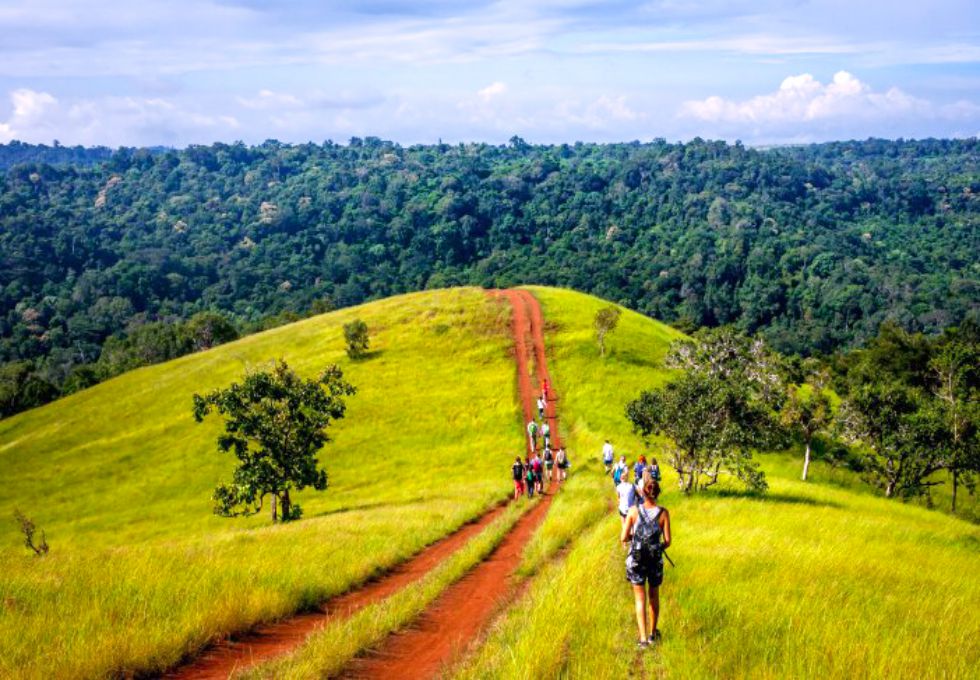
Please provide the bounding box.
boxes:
[648,630,662,644]
[636,639,649,650]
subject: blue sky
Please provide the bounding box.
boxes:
[0,0,977,147]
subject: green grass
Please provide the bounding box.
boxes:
[450,286,980,680]
[0,288,524,679]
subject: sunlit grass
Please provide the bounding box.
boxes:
[452,286,980,679]
[0,288,523,679]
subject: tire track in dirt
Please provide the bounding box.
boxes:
[163,504,509,679]
[337,289,562,680]
[164,289,561,679]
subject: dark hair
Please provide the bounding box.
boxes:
[515,456,522,463]
[650,457,658,466]
[643,478,661,501]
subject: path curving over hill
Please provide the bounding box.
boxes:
[164,289,562,679]
[336,289,562,679]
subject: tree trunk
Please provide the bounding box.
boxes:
[885,480,896,498]
[282,489,291,521]
[271,494,278,522]
[801,441,812,481]
[951,471,958,512]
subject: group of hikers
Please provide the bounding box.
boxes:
[508,381,672,649]
[512,388,569,498]
[604,439,673,649]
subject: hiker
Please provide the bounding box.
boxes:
[615,468,636,526]
[512,456,525,500]
[602,439,615,474]
[543,446,554,482]
[542,378,550,401]
[537,396,546,419]
[648,457,662,482]
[525,457,536,498]
[612,455,628,486]
[541,421,551,449]
[633,454,647,484]
[621,478,671,649]
[526,420,538,453]
[532,452,544,494]
[556,447,569,482]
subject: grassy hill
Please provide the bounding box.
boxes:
[451,286,980,680]
[1,285,978,679]
[0,287,524,679]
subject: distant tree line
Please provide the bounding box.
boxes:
[0,136,977,417]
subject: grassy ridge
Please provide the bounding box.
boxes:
[452,286,980,679]
[0,288,522,679]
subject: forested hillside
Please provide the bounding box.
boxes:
[1,137,977,407]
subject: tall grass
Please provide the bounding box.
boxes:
[0,288,523,679]
[451,286,980,679]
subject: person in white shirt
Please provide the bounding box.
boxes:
[537,396,546,419]
[616,469,637,526]
[602,439,615,473]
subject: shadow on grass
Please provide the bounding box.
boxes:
[707,488,843,509]
[352,349,385,361]
[310,495,432,518]
[612,350,661,370]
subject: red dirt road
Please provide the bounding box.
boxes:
[165,289,562,679]
[164,504,509,680]
[338,289,562,679]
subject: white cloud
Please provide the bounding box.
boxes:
[237,89,304,110]
[0,89,59,142]
[0,89,239,146]
[680,71,932,124]
[557,95,640,128]
[477,81,507,102]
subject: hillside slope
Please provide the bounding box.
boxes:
[451,286,980,679]
[0,287,522,678]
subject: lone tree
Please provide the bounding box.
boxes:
[13,509,48,556]
[193,360,356,522]
[594,306,621,357]
[344,319,370,359]
[780,382,833,481]
[626,328,784,493]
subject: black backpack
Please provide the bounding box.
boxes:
[512,463,524,481]
[629,506,663,566]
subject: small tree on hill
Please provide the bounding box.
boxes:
[594,306,621,357]
[344,319,370,359]
[13,509,48,556]
[627,328,784,493]
[781,382,833,481]
[193,360,356,522]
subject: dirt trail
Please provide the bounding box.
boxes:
[164,504,509,679]
[164,289,562,679]
[339,289,562,680]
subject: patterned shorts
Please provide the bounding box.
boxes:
[625,551,664,587]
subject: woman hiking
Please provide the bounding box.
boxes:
[621,478,671,648]
[512,456,525,500]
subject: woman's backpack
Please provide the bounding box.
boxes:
[629,506,663,566]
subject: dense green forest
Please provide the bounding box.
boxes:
[0,137,977,414]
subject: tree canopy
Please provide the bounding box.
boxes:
[192,360,356,522]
